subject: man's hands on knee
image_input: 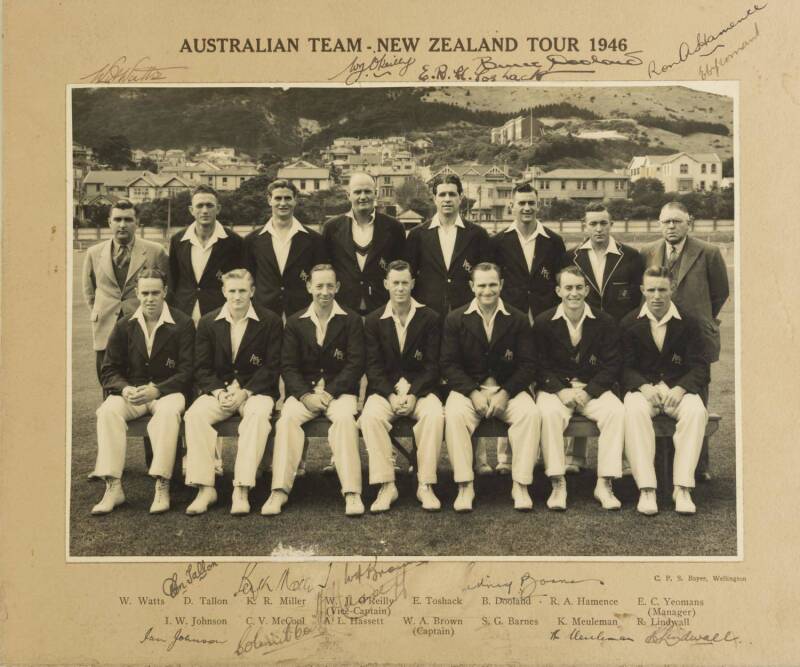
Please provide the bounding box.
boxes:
[639,383,662,409]
[219,386,249,411]
[470,389,490,417]
[662,385,686,411]
[301,393,326,415]
[123,383,161,406]
[485,388,509,418]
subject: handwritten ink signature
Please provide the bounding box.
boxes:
[161,561,218,599]
[233,562,315,604]
[234,621,322,657]
[330,54,417,85]
[462,51,643,82]
[646,621,740,647]
[81,56,188,84]
[462,564,604,598]
[549,628,635,642]
[699,22,760,80]
[648,2,767,78]
[140,626,227,652]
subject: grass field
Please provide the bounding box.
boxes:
[69,249,737,559]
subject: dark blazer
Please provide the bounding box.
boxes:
[167,224,243,317]
[100,305,195,399]
[281,304,365,399]
[533,306,622,398]
[242,223,327,317]
[440,302,536,398]
[405,218,492,316]
[194,304,282,399]
[364,304,441,399]
[566,238,644,322]
[620,305,710,396]
[322,212,406,313]
[640,236,729,362]
[491,223,566,318]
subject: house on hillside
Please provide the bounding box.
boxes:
[491,114,545,146]
[396,208,425,229]
[203,166,259,191]
[162,162,219,185]
[365,166,414,207]
[83,170,156,199]
[523,167,629,203]
[627,152,722,192]
[127,173,192,203]
[277,160,331,192]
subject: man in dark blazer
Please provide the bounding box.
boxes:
[263,264,366,517]
[167,185,243,322]
[92,269,194,515]
[488,179,566,475]
[359,260,444,512]
[563,202,644,473]
[641,201,729,481]
[82,199,169,381]
[243,179,327,318]
[622,267,710,515]
[441,262,540,512]
[534,266,625,512]
[405,174,492,316]
[184,269,282,516]
[323,172,406,315]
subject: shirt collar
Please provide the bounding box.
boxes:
[666,237,687,255]
[112,237,136,252]
[181,221,228,244]
[300,300,348,320]
[552,302,596,321]
[380,298,425,320]
[430,214,465,229]
[465,298,511,317]
[346,209,376,226]
[579,235,620,254]
[131,302,175,326]
[505,220,549,239]
[259,217,307,237]
[215,303,260,323]
[638,301,682,324]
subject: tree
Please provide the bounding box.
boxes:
[95,135,134,169]
[137,157,159,173]
[294,188,350,228]
[722,157,734,178]
[395,175,430,212]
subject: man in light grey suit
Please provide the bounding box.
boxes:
[641,200,729,479]
[82,199,170,381]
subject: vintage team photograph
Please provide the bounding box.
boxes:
[68,83,737,559]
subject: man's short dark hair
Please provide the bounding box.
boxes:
[190,184,220,202]
[556,265,587,286]
[585,202,608,214]
[137,268,166,285]
[643,266,674,283]
[268,179,299,197]
[221,268,254,285]
[660,200,689,216]
[470,261,502,281]
[110,198,138,217]
[308,263,337,281]
[430,174,463,195]
[385,259,412,276]
[512,180,539,197]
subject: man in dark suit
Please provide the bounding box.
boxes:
[405,174,492,316]
[441,262,540,512]
[359,260,444,512]
[641,201,729,481]
[92,269,194,515]
[167,185,243,322]
[534,266,625,512]
[323,172,406,315]
[184,269,282,516]
[243,179,327,318]
[82,199,169,382]
[622,267,710,515]
[563,202,644,473]
[488,179,566,475]
[263,264,366,517]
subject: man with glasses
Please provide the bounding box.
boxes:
[641,201,729,481]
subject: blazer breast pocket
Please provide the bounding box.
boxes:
[610,281,633,303]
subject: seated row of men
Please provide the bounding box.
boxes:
[91,259,709,519]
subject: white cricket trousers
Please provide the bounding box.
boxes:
[95,393,186,480]
[623,391,707,489]
[359,393,444,485]
[536,390,625,478]
[184,393,274,488]
[444,391,540,485]
[271,394,360,494]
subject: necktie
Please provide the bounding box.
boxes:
[667,245,679,273]
[114,243,130,271]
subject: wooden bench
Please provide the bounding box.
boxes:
[126,412,720,499]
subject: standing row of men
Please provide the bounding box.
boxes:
[83,172,728,516]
